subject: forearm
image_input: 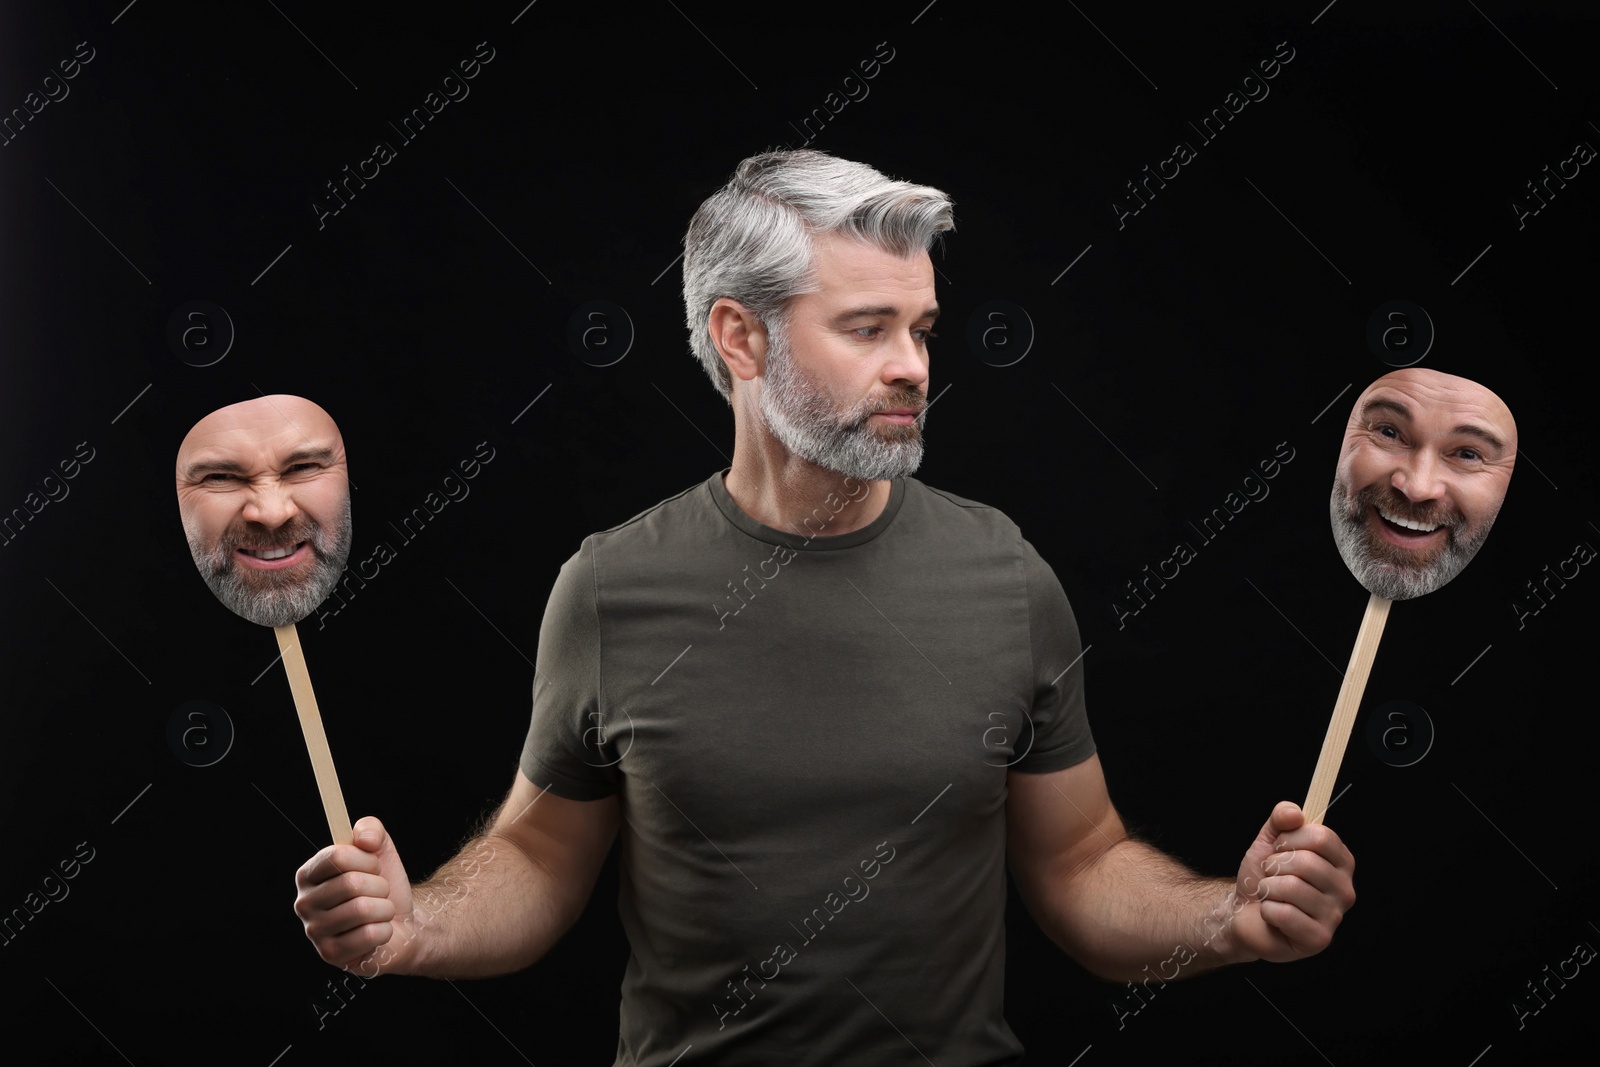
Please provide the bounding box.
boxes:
[1034,838,1254,982]
[368,832,579,980]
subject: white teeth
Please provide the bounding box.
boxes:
[244,545,296,560]
[1377,507,1439,533]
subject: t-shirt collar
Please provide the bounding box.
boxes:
[707,469,906,551]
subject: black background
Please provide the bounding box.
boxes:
[2,2,1596,1064]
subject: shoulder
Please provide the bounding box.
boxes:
[914,480,1000,513]
[551,476,732,602]
[900,477,1025,541]
[539,477,716,577]
[902,479,1068,589]
[540,479,718,627]
[575,476,722,559]
[595,477,712,538]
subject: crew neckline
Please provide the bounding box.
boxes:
[707,469,906,551]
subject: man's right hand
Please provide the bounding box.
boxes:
[290,774,620,980]
[294,815,414,974]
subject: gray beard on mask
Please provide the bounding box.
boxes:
[755,319,926,481]
[1328,479,1493,600]
[186,497,353,627]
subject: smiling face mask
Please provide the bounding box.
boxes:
[1330,369,1516,600]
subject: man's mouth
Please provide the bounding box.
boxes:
[1369,504,1448,550]
[1376,506,1440,533]
[235,542,310,568]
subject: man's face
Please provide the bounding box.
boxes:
[1330,369,1516,600]
[175,395,352,627]
[755,232,939,481]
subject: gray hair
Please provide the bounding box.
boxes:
[682,149,955,402]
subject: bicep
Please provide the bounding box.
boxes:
[1006,754,1127,905]
[491,769,619,908]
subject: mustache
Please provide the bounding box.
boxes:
[222,523,316,553]
[850,387,927,424]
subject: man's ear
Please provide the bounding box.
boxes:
[708,299,768,385]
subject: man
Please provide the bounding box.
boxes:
[175,394,353,627]
[294,151,1355,1064]
[1331,368,1517,600]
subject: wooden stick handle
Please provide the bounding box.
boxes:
[274,623,353,845]
[1304,593,1392,825]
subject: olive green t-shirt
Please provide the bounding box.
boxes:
[521,472,1096,1065]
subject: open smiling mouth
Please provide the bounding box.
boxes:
[1370,505,1447,550]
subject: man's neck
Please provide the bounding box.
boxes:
[722,443,891,537]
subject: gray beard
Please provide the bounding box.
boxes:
[756,322,925,481]
[1328,480,1491,600]
[186,497,353,627]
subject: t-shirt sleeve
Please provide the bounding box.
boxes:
[1011,539,1097,773]
[518,538,621,800]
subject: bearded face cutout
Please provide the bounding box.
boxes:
[175,395,352,626]
[1330,369,1516,600]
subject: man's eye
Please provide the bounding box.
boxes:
[1375,425,1400,439]
[1455,448,1482,462]
[853,327,881,339]
[914,329,939,343]
[202,473,236,483]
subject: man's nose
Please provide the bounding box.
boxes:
[241,482,299,528]
[1391,450,1445,502]
[882,334,930,387]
